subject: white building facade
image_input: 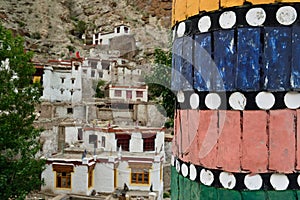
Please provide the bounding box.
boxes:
[82,58,113,82]
[41,127,165,199]
[42,60,83,103]
[42,157,96,196]
[108,85,148,102]
[93,25,131,45]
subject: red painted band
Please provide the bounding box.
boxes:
[173,109,297,173]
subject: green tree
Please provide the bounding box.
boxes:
[72,20,86,38]
[145,48,175,128]
[0,25,45,199]
[95,80,106,98]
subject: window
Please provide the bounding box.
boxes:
[143,133,156,151]
[102,61,110,70]
[78,128,83,140]
[126,91,132,99]
[53,164,73,189]
[99,71,103,78]
[124,27,129,33]
[61,77,65,84]
[67,108,73,114]
[56,172,71,188]
[136,91,143,98]
[88,166,94,188]
[101,136,106,148]
[91,70,95,77]
[89,135,98,148]
[131,168,149,184]
[74,63,79,70]
[111,103,133,110]
[90,61,97,69]
[116,134,131,151]
[114,90,122,97]
[71,78,75,84]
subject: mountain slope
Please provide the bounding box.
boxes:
[0,0,172,61]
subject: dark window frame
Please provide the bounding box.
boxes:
[114,90,122,97]
[131,168,149,185]
[67,108,73,114]
[143,134,156,151]
[116,134,131,151]
[126,90,132,99]
[136,91,143,98]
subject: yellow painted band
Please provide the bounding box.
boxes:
[172,0,300,26]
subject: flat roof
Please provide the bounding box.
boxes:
[46,147,162,162]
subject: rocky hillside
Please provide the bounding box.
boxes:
[0,0,172,61]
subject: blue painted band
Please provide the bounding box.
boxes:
[171,26,300,92]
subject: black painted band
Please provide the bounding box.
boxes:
[172,157,300,191]
[175,91,300,110]
[172,3,300,36]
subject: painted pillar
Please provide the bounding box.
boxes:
[171,0,300,199]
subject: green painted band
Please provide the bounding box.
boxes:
[171,166,300,200]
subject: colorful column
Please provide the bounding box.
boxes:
[171,1,300,199]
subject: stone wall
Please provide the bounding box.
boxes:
[96,103,166,127]
[109,35,137,59]
[146,104,167,127]
[40,127,59,157]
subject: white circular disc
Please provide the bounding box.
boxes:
[229,92,247,110]
[244,174,263,190]
[190,93,199,109]
[219,172,236,189]
[255,92,275,110]
[284,92,300,109]
[200,169,214,186]
[276,6,297,26]
[176,160,181,173]
[189,164,197,181]
[270,174,289,190]
[198,16,211,32]
[297,174,300,187]
[219,11,236,29]
[171,155,175,166]
[246,7,266,26]
[205,93,221,109]
[177,22,186,37]
[177,91,185,103]
[181,163,189,177]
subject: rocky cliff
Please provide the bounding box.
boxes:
[0,0,172,61]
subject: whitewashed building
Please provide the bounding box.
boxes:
[93,24,131,45]
[41,59,83,103]
[82,57,142,86]
[81,58,113,82]
[41,127,165,199]
[108,85,148,102]
[41,154,96,196]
